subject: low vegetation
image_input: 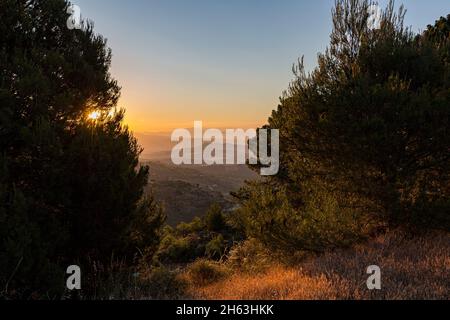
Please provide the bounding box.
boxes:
[187,231,450,300]
[155,204,242,264]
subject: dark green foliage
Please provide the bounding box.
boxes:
[205,235,225,260]
[0,0,164,298]
[187,259,229,286]
[176,217,205,234]
[232,180,371,253]
[63,113,165,263]
[205,203,226,232]
[156,204,239,263]
[236,0,450,253]
[423,14,450,64]
[157,233,202,263]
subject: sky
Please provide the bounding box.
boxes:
[74,0,450,133]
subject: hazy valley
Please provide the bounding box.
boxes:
[138,133,259,225]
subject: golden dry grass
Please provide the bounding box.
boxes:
[187,231,450,300]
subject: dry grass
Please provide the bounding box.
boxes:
[187,231,450,300]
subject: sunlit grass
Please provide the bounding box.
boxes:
[186,231,450,300]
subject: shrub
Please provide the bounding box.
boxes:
[226,239,274,273]
[187,259,229,286]
[156,234,199,263]
[176,217,205,235]
[205,204,226,232]
[205,235,225,260]
[234,181,374,253]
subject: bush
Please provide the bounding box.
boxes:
[176,217,205,235]
[187,259,229,286]
[234,181,374,253]
[226,239,274,273]
[156,234,200,263]
[205,235,225,260]
[205,204,226,232]
[156,209,240,264]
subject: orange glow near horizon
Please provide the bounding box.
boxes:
[124,115,268,134]
[75,0,450,137]
[119,97,274,134]
[109,52,284,134]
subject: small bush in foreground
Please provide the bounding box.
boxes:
[186,259,229,286]
[205,235,226,260]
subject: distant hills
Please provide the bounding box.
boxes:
[143,160,258,226]
[138,132,259,225]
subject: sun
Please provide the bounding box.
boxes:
[88,111,100,120]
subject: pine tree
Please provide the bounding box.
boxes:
[237,0,449,252]
[0,0,164,298]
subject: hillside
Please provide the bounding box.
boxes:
[143,160,258,225]
[149,180,231,226]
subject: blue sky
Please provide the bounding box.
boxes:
[74,0,450,132]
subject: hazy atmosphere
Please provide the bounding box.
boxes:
[76,0,449,135]
[1,0,449,305]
